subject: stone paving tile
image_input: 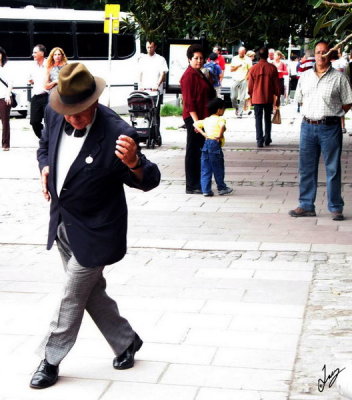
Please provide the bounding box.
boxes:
[213,347,297,370]
[228,315,303,334]
[202,300,305,318]
[196,387,288,400]
[260,242,311,252]
[61,357,167,383]
[185,328,300,352]
[0,374,109,400]
[101,382,198,400]
[157,311,232,330]
[161,364,291,391]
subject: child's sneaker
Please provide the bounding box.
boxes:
[219,187,233,196]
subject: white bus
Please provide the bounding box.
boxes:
[0,5,140,116]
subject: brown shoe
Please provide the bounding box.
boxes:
[331,212,344,221]
[289,207,316,217]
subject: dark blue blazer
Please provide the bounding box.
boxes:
[37,103,161,267]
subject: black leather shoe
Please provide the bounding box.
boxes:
[332,211,344,221]
[113,333,143,370]
[30,359,59,389]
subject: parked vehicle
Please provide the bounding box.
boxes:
[0,5,140,116]
[220,54,233,107]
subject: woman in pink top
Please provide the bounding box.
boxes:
[273,50,288,97]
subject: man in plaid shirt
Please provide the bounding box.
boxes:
[290,41,352,221]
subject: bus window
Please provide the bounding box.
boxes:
[115,34,135,59]
[76,22,109,58]
[0,21,30,58]
[33,22,74,57]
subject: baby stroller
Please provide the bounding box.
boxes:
[127,90,162,148]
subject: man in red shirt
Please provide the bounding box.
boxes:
[212,46,225,81]
[248,47,280,147]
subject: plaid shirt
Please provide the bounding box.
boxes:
[295,65,352,120]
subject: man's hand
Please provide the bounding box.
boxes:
[41,166,50,201]
[115,135,139,169]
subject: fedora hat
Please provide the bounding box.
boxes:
[50,62,106,115]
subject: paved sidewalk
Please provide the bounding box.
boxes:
[0,104,351,399]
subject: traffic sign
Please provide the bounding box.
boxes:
[104,4,120,34]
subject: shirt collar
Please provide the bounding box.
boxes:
[313,63,332,76]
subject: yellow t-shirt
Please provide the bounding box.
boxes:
[194,115,226,146]
[231,55,252,81]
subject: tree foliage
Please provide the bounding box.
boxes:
[308,0,352,51]
[127,0,317,51]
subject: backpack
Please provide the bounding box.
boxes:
[203,62,219,86]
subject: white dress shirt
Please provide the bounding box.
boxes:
[56,113,96,195]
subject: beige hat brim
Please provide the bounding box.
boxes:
[49,76,106,115]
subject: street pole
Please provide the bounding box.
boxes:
[107,14,113,108]
[288,35,292,61]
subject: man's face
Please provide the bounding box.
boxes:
[213,47,220,55]
[268,51,274,60]
[32,47,44,62]
[64,102,97,130]
[315,42,330,70]
[238,47,246,57]
[146,42,156,56]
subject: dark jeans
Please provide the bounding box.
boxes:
[289,77,298,91]
[30,93,48,138]
[201,139,226,193]
[254,103,273,145]
[298,121,343,212]
[185,116,205,191]
[0,98,11,148]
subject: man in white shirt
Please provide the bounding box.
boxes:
[137,41,168,133]
[230,46,252,117]
[28,44,48,138]
[267,48,275,63]
[289,41,352,221]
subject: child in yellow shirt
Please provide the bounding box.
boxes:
[194,98,233,197]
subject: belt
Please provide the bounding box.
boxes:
[303,116,340,125]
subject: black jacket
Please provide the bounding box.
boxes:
[37,103,160,267]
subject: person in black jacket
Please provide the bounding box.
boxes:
[30,63,161,390]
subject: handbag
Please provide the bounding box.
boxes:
[272,108,281,124]
[0,77,17,108]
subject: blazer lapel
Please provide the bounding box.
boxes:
[48,113,65,198]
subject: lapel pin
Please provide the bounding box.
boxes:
[85,155,93,164]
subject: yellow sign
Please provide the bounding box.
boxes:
[104,4,120,34]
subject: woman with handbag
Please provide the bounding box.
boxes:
[0,46,12,151]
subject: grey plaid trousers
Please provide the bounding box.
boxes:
[37,222,135,366]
